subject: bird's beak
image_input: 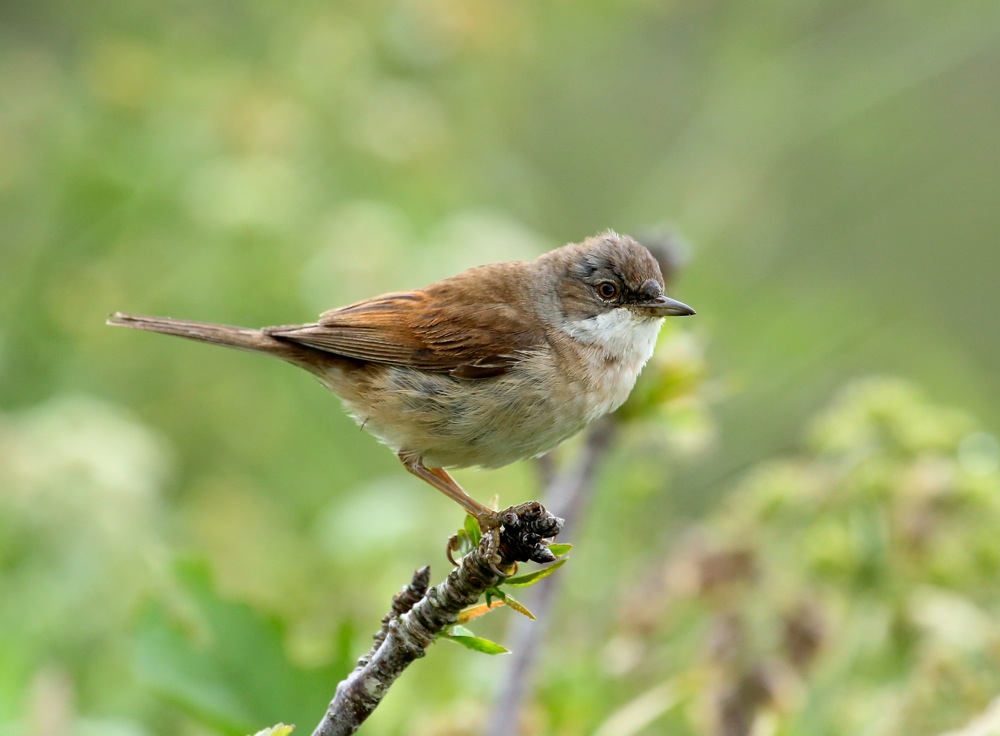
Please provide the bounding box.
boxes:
[632,295,696,317]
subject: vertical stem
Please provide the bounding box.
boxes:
[484,419,617,736]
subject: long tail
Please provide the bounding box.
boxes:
[107,312,300,360]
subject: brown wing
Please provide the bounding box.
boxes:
[266,265,546,379]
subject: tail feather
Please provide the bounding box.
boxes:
[107,312,290,356]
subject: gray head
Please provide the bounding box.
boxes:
[541,230,695,323]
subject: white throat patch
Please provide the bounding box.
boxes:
[563,308,663,363]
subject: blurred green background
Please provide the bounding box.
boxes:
[2,1,1000,735]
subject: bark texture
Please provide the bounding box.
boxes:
[311,501,563,736]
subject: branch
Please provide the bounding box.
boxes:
[311,501,563,736]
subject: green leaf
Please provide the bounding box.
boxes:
[504,558,568,587]
[499,591,536,620]
[464,514,482,546]
[135,559,345,733]
[485,586,507,607]
[251,725,295,736]
[547,543,573,557]
[449,529,472,560]
[441,626,509,655]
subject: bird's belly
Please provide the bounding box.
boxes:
[321,328,654,470]
[329,357,605,470]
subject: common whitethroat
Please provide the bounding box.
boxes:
[108,231,695,529]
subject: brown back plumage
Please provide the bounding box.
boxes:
[266,262,547,379]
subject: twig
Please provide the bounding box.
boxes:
[311,502,564,736]
[484,418,618,736]
[360,566,431,667]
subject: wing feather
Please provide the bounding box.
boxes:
[266,265,545,378]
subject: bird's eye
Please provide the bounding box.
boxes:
[596,281,619,300]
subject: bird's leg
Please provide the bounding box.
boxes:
[398,454,502,530]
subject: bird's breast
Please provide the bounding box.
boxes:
[559,309,663,418]
[317,310,662,470]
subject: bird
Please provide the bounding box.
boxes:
[108,230,695,529]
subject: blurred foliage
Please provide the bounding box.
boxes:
[2,0,999,735]
[135,561,345,734]
[582,377,1000,736]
